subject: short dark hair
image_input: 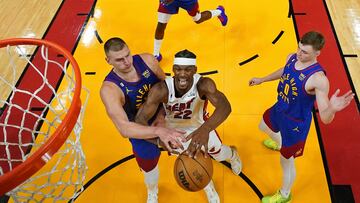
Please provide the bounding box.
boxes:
[174,49,196,59]
[300,31,325,51]
[104,37,127,54]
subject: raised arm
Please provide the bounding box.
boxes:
[186,77,231,157]
[249,54,293,86]
[311,72,354,124]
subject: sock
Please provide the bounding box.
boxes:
[142,164,159,192]
[210,9,221,18]
[280,155,295,198]
[153,39,162,56]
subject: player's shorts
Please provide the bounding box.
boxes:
[263,104,312,159]
[158,0,199,16]
[172,129,223,155]
[129,138,160,172]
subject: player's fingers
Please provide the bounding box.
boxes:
[204,145,209,158]
[185,133,194,141]
[333,89,340,97]
[172,139,184,150]
[163,142,173,152]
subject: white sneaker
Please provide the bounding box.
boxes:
[230,146,242,175]
[147,188,158,203]
[203,180,220,203]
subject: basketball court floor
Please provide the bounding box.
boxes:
[0,0,359,202]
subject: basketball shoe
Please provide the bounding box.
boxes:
[262,190,291,203]
[217,6,228,26]
[147,187,158,203]
[154,53,162,62]
[230,146,242,175]
[263,138,280,151]
[204,180,220,203]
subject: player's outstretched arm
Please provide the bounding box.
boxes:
[186,77,231,158]
[100,81,184,141]
[135,82,186,151]
[249,54,292,86]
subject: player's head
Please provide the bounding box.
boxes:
[297,31,325,62]
[104,37,133,72]
[173,49,197,92]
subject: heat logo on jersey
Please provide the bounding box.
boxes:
[278,73,298,104]
[165,97,195,119]
[135,84,152,109]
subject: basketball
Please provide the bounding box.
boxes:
[173,151,213,192]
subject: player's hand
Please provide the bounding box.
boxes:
[249,77,263,86]
[329,89,355,112]
[185,127,210,158]
[156,127,186,152]
[158,139,180,155]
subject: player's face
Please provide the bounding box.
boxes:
[173,65,197,91]
[296,42,320,63]
[105,46,133,72]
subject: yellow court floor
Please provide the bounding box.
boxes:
[74,0,331,202]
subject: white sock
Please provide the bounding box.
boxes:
[210,9,221,18]
[153,39,162,56]
[259,119,282,148]
[142,165,159,192]
[280,155,295,198]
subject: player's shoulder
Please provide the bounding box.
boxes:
[197,76,217,92]
[150,81,169,101]
[307,70,328,89]
[198,76,215,86]
[101,81,123,94]
[139,53,157,66]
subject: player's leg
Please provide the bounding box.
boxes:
[260,107,282,150]
[154,0,178,61]
[183,2,228,26]
[261,155,294,203]
[203,180,220,203]
[207,131,242,175]
[130,139,161,203]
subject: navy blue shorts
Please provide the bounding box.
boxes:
[263,105,312,158]
[129,138,160,172]
[158,0,199,16]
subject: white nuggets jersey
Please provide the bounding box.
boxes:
[163,74,207,135]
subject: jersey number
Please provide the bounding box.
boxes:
[174,110,192,119]
[284,83,290,96]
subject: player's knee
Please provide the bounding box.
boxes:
[192,12,201,22]
[258,119,267,131]
[158,12,171,24]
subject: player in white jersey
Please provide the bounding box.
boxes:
[135,49,242,203]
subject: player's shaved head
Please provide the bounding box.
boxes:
[104,37,127,55]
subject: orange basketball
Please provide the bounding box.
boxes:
[173,151,213,192]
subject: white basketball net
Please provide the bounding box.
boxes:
[0,42,88,202]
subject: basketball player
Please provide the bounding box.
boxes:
[249,31,355,203]
[153,0,228,61]
[100,38,186,203]
[135,49,242,203]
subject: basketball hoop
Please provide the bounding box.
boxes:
[0,38,88,201]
